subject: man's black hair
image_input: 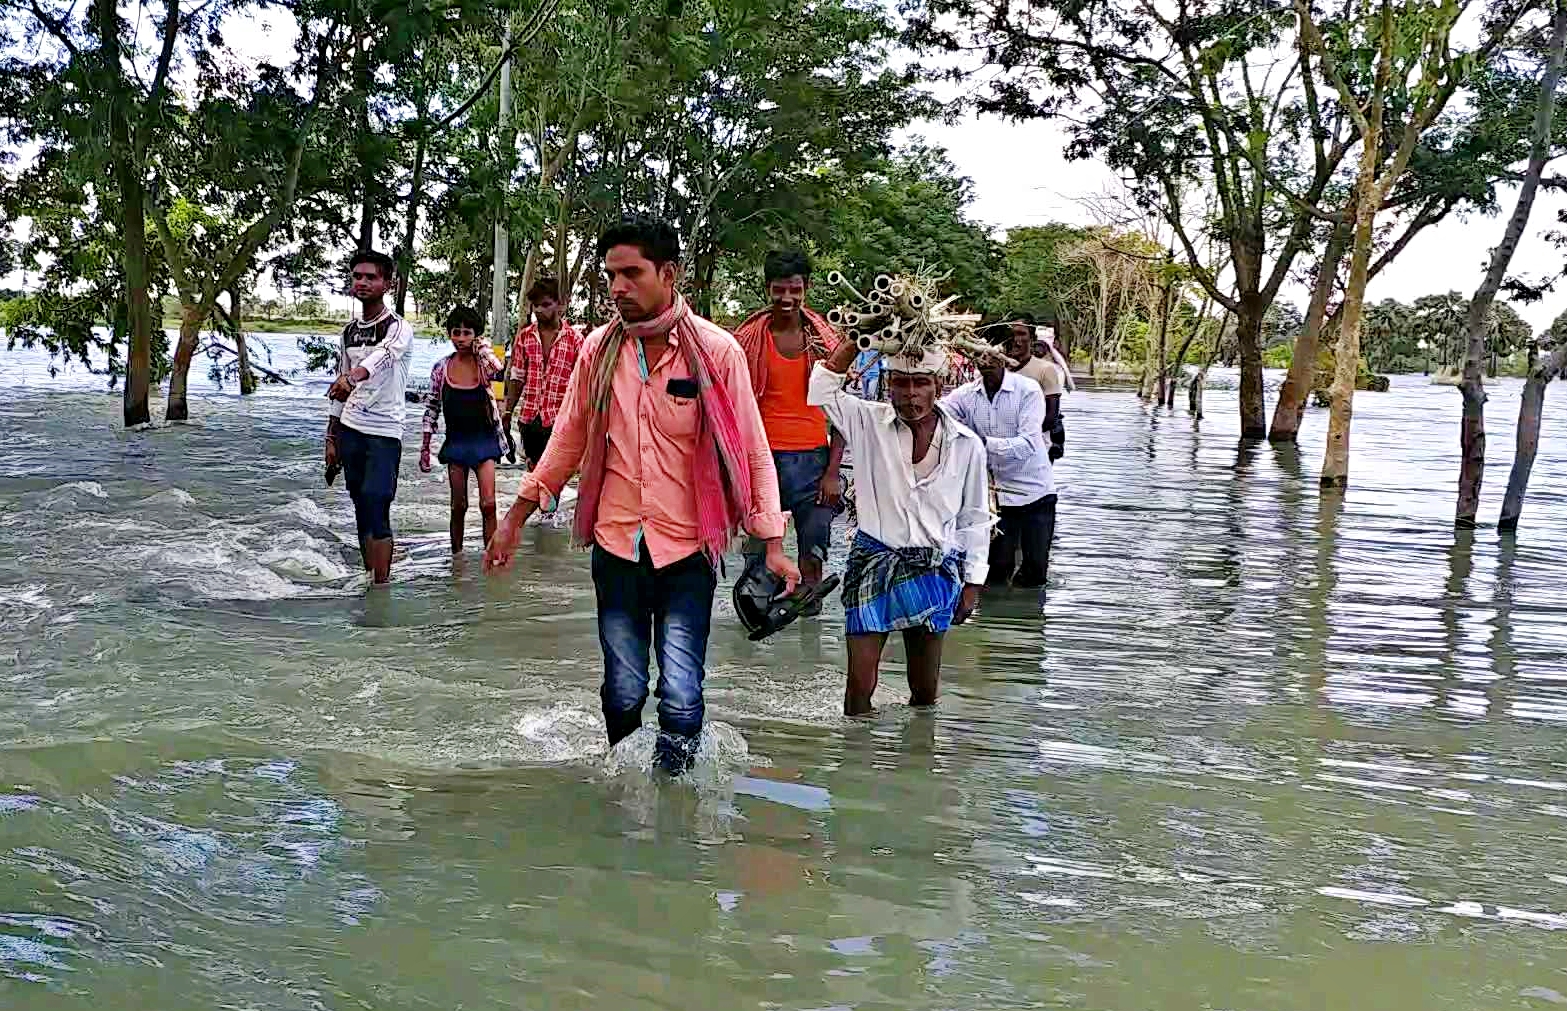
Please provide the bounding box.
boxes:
[527,276,562,303]
[349,249,396,280]
[596,215,681,265]
[763,249,812,285]
[444,306,485,336]
[1007,310,1037,328]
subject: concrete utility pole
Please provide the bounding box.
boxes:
[489,18,514,346]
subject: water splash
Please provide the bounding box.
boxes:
[600,721,759,786]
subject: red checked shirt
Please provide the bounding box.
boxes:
[508,320,583,427]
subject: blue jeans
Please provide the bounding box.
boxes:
[591,546,716,773]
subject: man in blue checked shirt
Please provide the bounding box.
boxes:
[939,333,1057,591]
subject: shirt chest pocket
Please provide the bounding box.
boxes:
[652,377,701,440]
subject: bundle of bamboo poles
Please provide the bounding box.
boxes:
[823,267,1012,369]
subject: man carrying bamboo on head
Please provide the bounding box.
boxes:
[808,337,992,716]
[733,250,846,602]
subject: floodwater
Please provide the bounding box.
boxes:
[4,335,1567,1009]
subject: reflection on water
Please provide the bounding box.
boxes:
[4,341,1567,1008]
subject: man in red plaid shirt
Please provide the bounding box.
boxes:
[503,276,583,467]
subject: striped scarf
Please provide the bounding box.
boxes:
[573,294,752,566]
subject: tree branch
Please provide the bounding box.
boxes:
[27,0,82,63]
[134,0,180,156]
[1296,0,1370,135]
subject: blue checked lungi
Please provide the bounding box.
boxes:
[842,531,965,635]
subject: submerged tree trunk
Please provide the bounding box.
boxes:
[166,303,206,421]
[1235,295,1267,438]
[1154,280,1172,406]
[1272,221,1348,442]
[231,287,257,395]
[1457,1,1567,526]
[97,0,153,427]
[1167,294,1210,409]
[1321,155,1380,487]
[1499,344,1567,530]
[120,179,155,427]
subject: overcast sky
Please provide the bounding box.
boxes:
[917,112,1567,331]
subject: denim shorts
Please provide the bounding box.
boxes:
[766,447,837,562]
[339,425,401,540]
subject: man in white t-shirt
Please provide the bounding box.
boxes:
[323,249,415,584]
[1006,313,1065,462]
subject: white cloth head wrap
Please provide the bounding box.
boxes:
[883,346,947,376]
[1034,326,1076,392]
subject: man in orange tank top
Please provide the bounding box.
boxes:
[733,250,846,598]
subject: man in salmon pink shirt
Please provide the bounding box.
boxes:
[485,216,799,775]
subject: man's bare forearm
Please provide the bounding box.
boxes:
[827,429,846,469]
[824,339,858,374]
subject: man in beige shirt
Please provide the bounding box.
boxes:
[1005,313,1065,461]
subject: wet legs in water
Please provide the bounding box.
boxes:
[988,492,1056,592]
[593,547,716,775]
[844,629,945,716]
[340,426,400,584]
[446,461,498,553]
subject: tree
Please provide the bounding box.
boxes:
[1058,229,1164,374]
[155,46,334,423]
[906,0,1364,439]
[990,223,1094,353]
[812,144,1000,312]
[5,0,206,424]
[0,139,174,386]
[1456,0,1567,527]
[1500,307,1567,529]
[1295,0,1528,488]
[1263,301,1306,351]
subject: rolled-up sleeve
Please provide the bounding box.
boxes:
[724,343,785,540]
[808,362,873,442]
[421,358,446,435]
[516,334,595,513]
[479,346,504,378]
[956,439,993,585]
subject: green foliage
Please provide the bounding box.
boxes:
[809,144,1000,312]
[1262,302,1305,350]
[1346,292,1535,373]
[989,223,1094,320]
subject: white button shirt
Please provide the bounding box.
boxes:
[808,363,993,585]
[939,370,1054,507]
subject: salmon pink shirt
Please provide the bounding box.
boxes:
[516,314,786,567]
